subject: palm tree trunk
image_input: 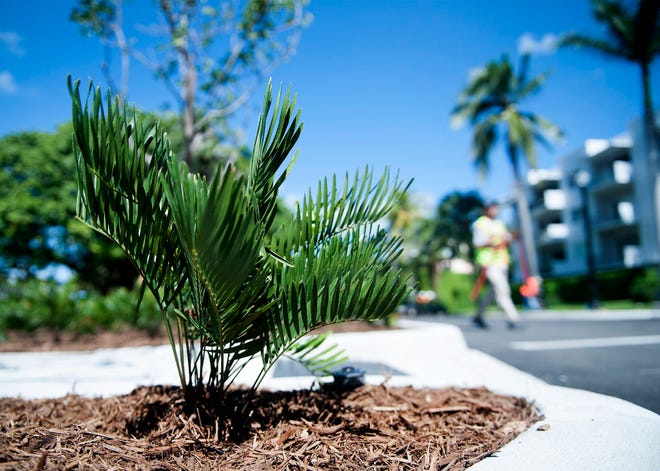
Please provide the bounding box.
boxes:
[641,62,660,264]
[514,182,539,278]
[640,62,660,302]
[508,143,540,283]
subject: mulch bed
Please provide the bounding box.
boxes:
[0,321,542,470]
[0,384,539,470]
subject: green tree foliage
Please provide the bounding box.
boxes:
[386,190,484,293]
[432,191,485,262]
[385,191,430,291]
[401,191,484,293]
[71,0,312,175]
[0,125,136,291]
[69,78,410,397]
[451,55,563,181]
[0,127,75,276]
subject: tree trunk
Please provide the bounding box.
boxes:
[113,0,129,103]
[513,181,539,279]
[178,12,197,170]
[641,62,660,302]
[641,62,660,264]
[508,143,539,282]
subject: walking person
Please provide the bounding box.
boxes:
[471,202,521,329]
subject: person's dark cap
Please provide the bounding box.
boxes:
[482,200,500,209]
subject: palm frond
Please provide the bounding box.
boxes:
[262,168,411,367]
[515,71,549,101]
[560,32,626,58]
[68,77,187,310]
[286,332,348,377]
[594,0,635,48]
[166,161,262,310]
[249,80,302,232]
[516,54,531,89]
[298,168,408,248]
[471,115,499,176]
[523,113,566,143]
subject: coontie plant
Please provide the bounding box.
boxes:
[68,76,411,399]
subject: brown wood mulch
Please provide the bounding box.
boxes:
[0,384,540,470]
[0,322,542,470]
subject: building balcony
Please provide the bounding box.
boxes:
[592,201,636,235]
[531,189,565,223]
[591,160,633,196]
[587,137,631,165]
[594,218,638,235]
[527,168,561,189]
[536,223,568,249]
[596,245,642,269]
[591,180,633,197]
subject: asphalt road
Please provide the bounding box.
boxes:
[414,311,660,414]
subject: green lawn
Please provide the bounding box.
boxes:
[541,300,654,311]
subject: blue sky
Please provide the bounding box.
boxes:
[1,0,658,212]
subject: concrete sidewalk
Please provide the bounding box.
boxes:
[1,318,659,470]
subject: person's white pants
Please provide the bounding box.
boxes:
[476,264,520,323]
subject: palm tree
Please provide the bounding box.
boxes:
[561,0,660,262]
[451,54,563,285]
[68,77,411,403]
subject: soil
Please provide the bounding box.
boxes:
[0,322,542,470]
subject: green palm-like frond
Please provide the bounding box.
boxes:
[595,0,635,50]
[514,70,549,102]
[523,113,565,146]
[471,114,499,177]
[286,332,348,377]
[164,160,268,363]
[561,33,625,59]
[249,81,302,231]
[68,77,186,309]
[168,162,262,309]
[560,0,659,64]
[507,112,536,168]
[261,168,410,370]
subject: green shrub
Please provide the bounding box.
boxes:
[76,285,162,333]
[0,278,162,336]
[0,279,75,332]
[630,268,660,303]
[435,271,475,314]
[538,267,657,306]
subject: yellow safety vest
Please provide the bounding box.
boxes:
[472,215,511,267]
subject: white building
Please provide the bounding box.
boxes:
[521,118,660,278]
[525,168,568,276]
